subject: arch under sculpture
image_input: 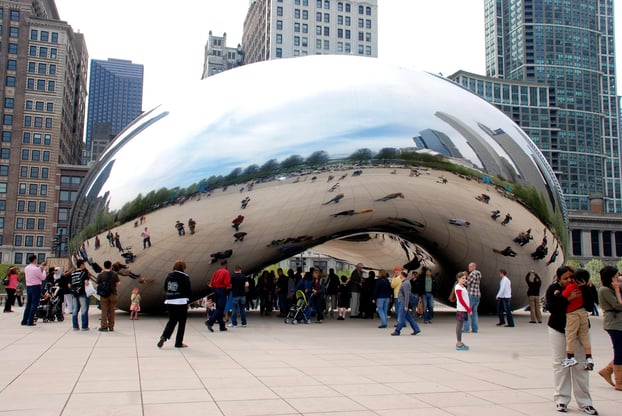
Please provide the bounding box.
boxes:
[69,55,567,313]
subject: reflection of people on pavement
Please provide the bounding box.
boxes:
[322,193,344,205]
[501,213,512,226]
[437,177,448,184]
[547,244,560,266]
[531,243,548,260]
[476,194,490,203]
[330,208,373,217]
[491,210,501,220]
[513,229,533,246]
[240,197,250,209]
[210,249,233,264]
[449,218,471,227]
[328,183,340,192]
[112,261,141,279]
[493,246,517,257]
[188,218,196,234]
[231,215,244,231]
[375,192,404,202]
[175,220,185,236]
[233,232,247,242]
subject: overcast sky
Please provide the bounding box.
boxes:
[54,0,621,112]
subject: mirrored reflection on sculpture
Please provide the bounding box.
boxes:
[70,56,567,313]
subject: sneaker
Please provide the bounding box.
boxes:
[584,357,594,371]
[241,324,247,327]
[205,321,214,332]
[411,330,421,335]
[390,332,400,336]
[98,327,108,332]
[456,344,469,351]
[556,403,568,412]
[81,328,90,331]
[562,357,578,368]
[580,405,598,415]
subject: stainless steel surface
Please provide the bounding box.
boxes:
[70,55,566,312]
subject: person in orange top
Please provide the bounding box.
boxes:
[205,260,231,332]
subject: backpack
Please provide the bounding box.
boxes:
[97,272,113,298]
[70,270,84,296]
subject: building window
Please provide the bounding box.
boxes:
[345,29,350,39]
[6,76,15,87]
[338,2,343,11]
[365,45,371,55]
[17,200,24,211]
[9,27,19,38]
[28,62,35,73]
[25,236,33,247]
[33,133,41,144]
[316,12,322,21]
[0,149,9,159]
[26,218,35,229]
[366,6,371,15]
[50,48,57,59]
[316,25,321,35]
[0,199,5,210]
[277,6,283,16]
[40,31,49,41]
[28,184,37,195]
[324,40,329,50]
[42,151,49,161]
[294,22,300,32]
[358,31,364,41]
[30,167,39,178]
[366,19,371,29]
[0,183,5,193]
[316,39,322,49]
[27,201,36,212]
[30,29,38,40]
[46,102,53,112]
[15,235,22,246]
[49,64,56,75]
[14,253,23,265]
[58,208,69,221]
[10,10,20,21]
[358,44,364,54]
[302,10,308,19]
[38,201,46,213]
[37,80,45,91]
[39,47,47,58]
[24,116,32,127]
[276,48,282,58]
[29,46,36,56]
[325,0,330,9]
[358,5,363,13]
[0,166,7,176]
[48,81,55,92]
[345,3,350,12]
[276,20,283,30]
[324,13,329,22]
[38,63,46,74]
[16,218,23,229]
[44,134,51,145]
[302,24,308,33]
[34,117,43,128]
[41,168,48,178]
[18,183,26,195]
[7,60,17,70]
[40,184,47,196]
[294,9,300,19]
[51,32,58,43]
[37,219,44,230]
[324,26,329,36]
[20,166,27,177]
[345,16,350,26]
[3,98,13,109]
[294,36,300,46]
[45,118,52,128]
[35,101,44,111]
[276,34,282,44]
[8,43,18,54]
[27,78,34,89]
[3,115,13,126]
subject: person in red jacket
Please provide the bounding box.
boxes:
[205,260,231,332]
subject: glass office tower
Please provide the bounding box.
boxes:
[484,0,619,213]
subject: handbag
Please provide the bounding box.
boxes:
[85,281,97,297]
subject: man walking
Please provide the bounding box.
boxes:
[96,260,120,332]
[206,260,231,332]
[70,260,91,331]
[391,271,421,336]
[496,269,515,327]
[463,262,482,333]
[422,268,436,324]
[21,255,47,326]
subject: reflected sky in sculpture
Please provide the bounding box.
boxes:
[71,56,566,313]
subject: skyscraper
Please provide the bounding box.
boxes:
[201,31,243,79]
[485,0,619,213]
[0,0,88,264]
[449,0,621,260]
[85,58,143,164]
[242,0,378,65]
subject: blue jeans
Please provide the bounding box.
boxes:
[21,285,42,325]
[231,296,247,326]
[72,295,89,329]
[497,297,514,326]
[463,295,480,332]
[606,329,622,364]
[376,297,389,326]
[395,299,420,334]
[422,292,434,322]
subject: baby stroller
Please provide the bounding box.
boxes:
[284,290,310,324]
[36,282,64,322]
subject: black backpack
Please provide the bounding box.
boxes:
[97,272,113,298]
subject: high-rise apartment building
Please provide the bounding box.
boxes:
[242,0,378,65]
[449,0,620,260]
[0,0,88,264]
[201,31,243,79]
[84,58,143,164]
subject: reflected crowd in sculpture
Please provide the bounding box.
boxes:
[69,55,567,313]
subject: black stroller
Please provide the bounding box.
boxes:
[284,290,310,324]
[36,282,64,322]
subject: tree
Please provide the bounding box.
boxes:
[375,147,398,160]
[348,148,373,162]
[305,150,329,167]
[243,164,260,176]
[260,159,279,175]
[280,154,304,170]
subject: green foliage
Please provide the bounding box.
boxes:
[0,263,24,288]
[616,259,622,273]
[582,259,605,288]
[566,259,582,270]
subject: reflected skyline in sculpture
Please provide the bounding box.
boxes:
[70,56,567,313]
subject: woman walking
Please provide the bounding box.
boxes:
[597,265,622,390]
[157,260,192,348]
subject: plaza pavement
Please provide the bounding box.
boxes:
[1,306,621,416]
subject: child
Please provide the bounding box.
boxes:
[336,275,350,320]
[130,287,141,320]
[561,269,594,370]
[206,295,216,322]
[454,271,472,351]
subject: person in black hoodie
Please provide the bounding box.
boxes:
[157,260,192,349]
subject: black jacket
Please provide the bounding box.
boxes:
[164,270,191,301]
[546,282,568,334]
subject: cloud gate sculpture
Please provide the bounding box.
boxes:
[70,55,567,313]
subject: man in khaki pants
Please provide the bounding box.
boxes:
[97,260,120,332]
